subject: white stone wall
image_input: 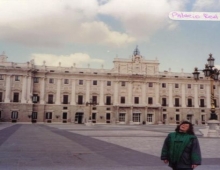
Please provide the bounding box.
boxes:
[0,52,219,124]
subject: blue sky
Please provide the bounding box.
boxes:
[0,0,220,73]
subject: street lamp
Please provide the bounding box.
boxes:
[192,54,220,137]
[85,99,97,125]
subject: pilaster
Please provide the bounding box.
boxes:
[181,84,186,107]
[40,77,45,104]
[21,75,27,103]
[4,75,11,103]
[168,83,173,107]
[70,79,76,105]
[99,80,104,105]
[55,78,61,105]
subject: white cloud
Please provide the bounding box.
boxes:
[0,0,134,47]
[31,53,104,67]
[98,0,188,39]
[192,0,220,11]
[215,65,220,69]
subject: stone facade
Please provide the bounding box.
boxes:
[0,48,219,125]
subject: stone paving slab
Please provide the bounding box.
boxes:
[0,123,219,170]
[48,124,220,165]
[70,130,167,137]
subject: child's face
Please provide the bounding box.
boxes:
[179,123,190,132]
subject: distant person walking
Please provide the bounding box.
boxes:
[161,121,202,170]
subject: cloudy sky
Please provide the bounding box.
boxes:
[0,0,220,72]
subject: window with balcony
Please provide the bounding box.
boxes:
[15,75,20,81]
[13,93,19,102]
[187,84,191,89]
[121,81,126,86]
[214,99,217,107]
[93,80,97,85]
[162,98,167,106]
[78,95,83,105]
[32,112,38,119]
[63,95,69,104]
[92,96,97,104]
[133,113,140,122]
[45,112,52,119]
[64,79,69,84]
[33,77,39,83]
[79,80,83,85]
[149,82,153,87]
[11,111,18,119]
[200,99,205,107]
[107,81,111,86]
[0,75,3,80]
[187,98,193,107]
[32,94,39,103]
[49,78,54,84]
[119,113,125,122]
[48,94,54,104]
[106,96,111,105]
[134,97,139,104]
[162,83,166,88]
[92,113,96,123]
[175,84,179,88]
[175,98,180,107]
[148,97,153,104]
[147,114,153,123]
[0,92,2,102]
[120,97,125,104]
[176,114,180,124]
[200,84,204,89]
[63,112,67,119]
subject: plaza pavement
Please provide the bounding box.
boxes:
[0,123,219,170]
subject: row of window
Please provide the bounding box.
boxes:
[33,78,216,89]
[0,92,20,102]
[0,92,218,107]
[0,75,21,81]
[0,111,210,124]
[0,75,216,90]
[0,111,67,120]
[161,98,213,107]
[0,111,152,123]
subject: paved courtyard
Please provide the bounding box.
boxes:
[0,123,220,170]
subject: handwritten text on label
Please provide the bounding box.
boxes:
[169,11,220,21]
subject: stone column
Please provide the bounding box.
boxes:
[27,76,33,104]
[129,107,133,124]
[55,78,61,105]
[194,84,199,108]
[206,84,211,108]
[70,79,76,105]
[113,81,118,105]
[144,107,147,123]
[168,83,173,107]
[40,77,45,104]
[4,75,11,103]
[128,81,132,104]
[21,75,27,103]
[86,80,90,103]
[99,80,104,105]
[142,82,146,105]
[181,84,186,107]
[155,82,159,105]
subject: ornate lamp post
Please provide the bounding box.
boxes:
[85,99,97,126]
[193,54,220,137]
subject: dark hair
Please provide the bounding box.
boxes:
[175,121,195,135]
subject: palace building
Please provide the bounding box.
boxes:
[0,47,219,125]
